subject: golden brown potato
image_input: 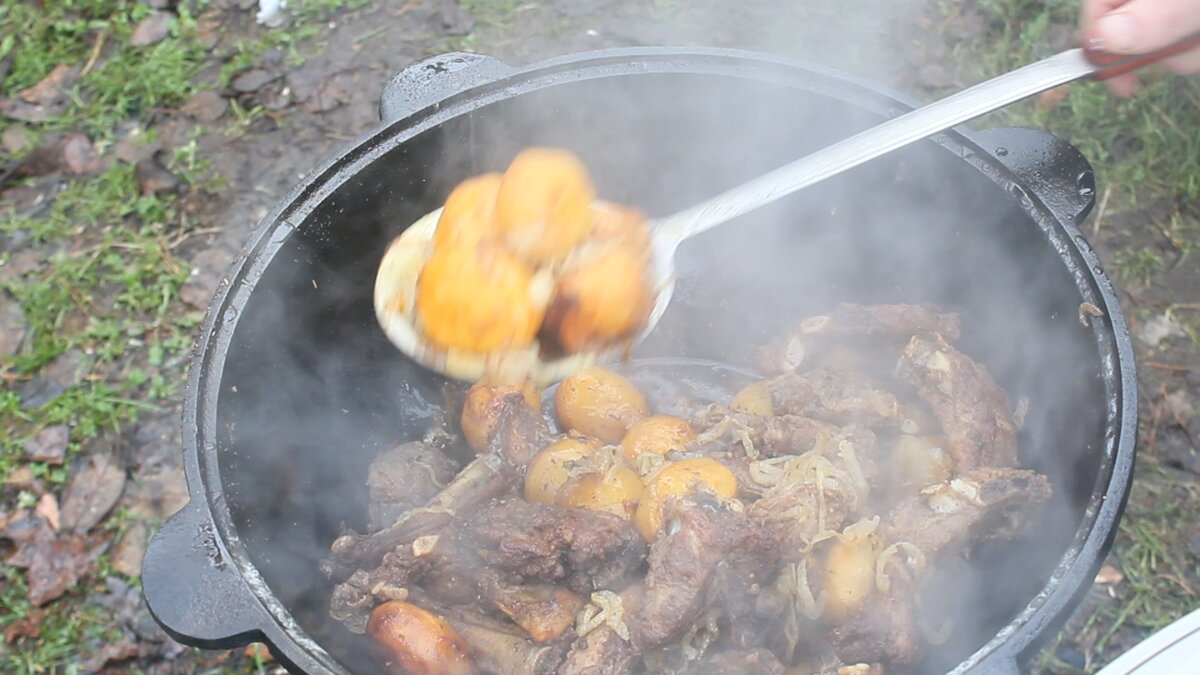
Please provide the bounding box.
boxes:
[589,200,652,252]
[893,435,954,488]
[415,243,547,354]
[495,147,596,265]
[461,380,543,453]
[434,172,503,249]
[523,435,602,504]
[542,245,653,354]
[822,531,877,622]
[366,600,475,675]
[558,466,645,519]
[730,381,774,417]
[620,415,695,463]
[633,458,738,542]
[554,367,648,443]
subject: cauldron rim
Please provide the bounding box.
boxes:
[149,46,1138,675]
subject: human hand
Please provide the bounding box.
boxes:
[1080,0,1200,95]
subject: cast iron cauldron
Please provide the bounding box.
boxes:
[141,47,1137,675]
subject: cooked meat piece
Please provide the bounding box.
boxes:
[829,577,922,668]
[797,303,962,342]
[882,467,1052,556]
[372,530,485,606]
[466,497,648,594]
[323,453,511,580]
[480,573,585,644]
[487,391,555,467]
[758,304,961,375]
[897,333,1018,470]
[325,395,548,579]
[558,626,638,675]
[329,569,375,633]
[367,441,460,532]
[762,415,842,456]
[767,369,902,429]
[627,492,775,649]
[416,596,572,675]
[748,486,857,556]
[691,648,785,675]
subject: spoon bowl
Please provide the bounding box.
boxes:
[374,206,680,385]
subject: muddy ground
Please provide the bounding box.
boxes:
[1,0,1197,673]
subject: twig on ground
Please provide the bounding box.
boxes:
[81,32,107,77]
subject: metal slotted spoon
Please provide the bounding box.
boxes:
[375,33,1200,384]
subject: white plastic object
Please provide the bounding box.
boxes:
[1096,607,1200,675]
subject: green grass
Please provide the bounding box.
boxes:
[1036,458,1200,674]
[0,1,207,141]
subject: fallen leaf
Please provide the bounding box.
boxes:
[0,293,28,358]
[19,65,79,105]
[130,11,174,46]
[244,643,275,661]
[81,637,141,671]
[111,523,147,577]
[36,493,59,532]
[134,157,178,195]
[0,65,79,122]
[3,609,45,643]
[1,125,30,154]
[60,452,126,533]
[181,90,228,122]
[1094,564,1124,585]
[19,349,92,409]
[5,512,108,607]
[4,466,35,489]
[230,68,279,94]
[24,425,69,464]
[127,469,188,520]
[63,134,101,174]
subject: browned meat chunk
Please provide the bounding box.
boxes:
[690,648,786,675]
[323,454,510,580]
[897,333,1019,470]
[830,577,922,668]
[627,492,777,649]
[324,394,549,579]
[797,303,962,342]
[831,468,1052,667]
[366,441,460,532]
[465,497,647,594]
[758,304,961,374]
[558,626,638,675]
[882,467,1052,555]
[480,574,585,644]
[487,391,555,467]
[424,599,571,675]
[747,481,857,555]
[767,369,901,429]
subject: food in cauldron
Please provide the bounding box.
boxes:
[402,147,656,363]
[320,302,1052,674]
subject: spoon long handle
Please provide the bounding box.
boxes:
[651,33,1200,248]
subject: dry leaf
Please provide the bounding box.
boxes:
[36,493,60,532]
[1094,564,1124,585]
[60,452,126,533]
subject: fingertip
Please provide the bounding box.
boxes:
[1105,73,1140,97]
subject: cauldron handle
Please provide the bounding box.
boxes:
[141,499,272,650]
[378,52,515,125]
[972,126,1098,227]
